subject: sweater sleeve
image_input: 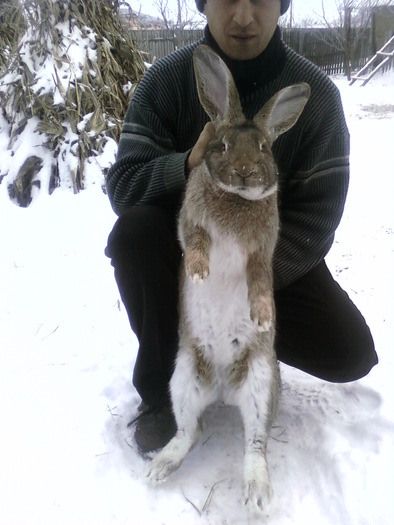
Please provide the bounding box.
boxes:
[106,101,189,215]
[105,44,204,216]
[273,82,350,290]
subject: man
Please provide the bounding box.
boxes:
[105,0,378,453]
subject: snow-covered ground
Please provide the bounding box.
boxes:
[0,71,393,525]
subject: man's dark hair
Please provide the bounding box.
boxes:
[195,0,291,15]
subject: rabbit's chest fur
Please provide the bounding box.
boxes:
[182,221,257,368]
[178,168,278,386]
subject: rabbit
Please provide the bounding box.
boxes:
[146,44,310,515]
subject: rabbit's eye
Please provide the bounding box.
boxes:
[222,142,228,153]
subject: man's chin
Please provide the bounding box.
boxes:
[223,37,265,61]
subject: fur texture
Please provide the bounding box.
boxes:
[146,45,310,516]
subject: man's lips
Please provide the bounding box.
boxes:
[231,34,256,43]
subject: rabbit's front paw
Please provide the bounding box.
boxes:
[185,249,209,284]
[250,295,273,332]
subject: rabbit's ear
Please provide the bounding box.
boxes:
[193,45,244,126]
[254,83,311,144]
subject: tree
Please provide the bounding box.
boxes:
[306,0,392,79]
[153,0,204,30]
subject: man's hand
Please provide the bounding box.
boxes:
[186,122,215,175]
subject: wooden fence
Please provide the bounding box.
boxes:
[282,27,371,75]
[129,29,204,63]
[128,27,373,75]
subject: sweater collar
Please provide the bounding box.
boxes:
[203,25,286,98]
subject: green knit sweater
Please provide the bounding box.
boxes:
[106,27,350,290]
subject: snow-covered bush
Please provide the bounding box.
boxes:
[0,0,146,206]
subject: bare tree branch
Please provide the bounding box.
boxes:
[153,0,204,30]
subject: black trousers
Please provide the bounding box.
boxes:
[105,205,378,406]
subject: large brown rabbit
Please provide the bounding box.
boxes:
[147,45,310,515]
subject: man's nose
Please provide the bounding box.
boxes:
[232,0,255,27]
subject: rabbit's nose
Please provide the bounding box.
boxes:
[232,168,247,179]
[240,167,256,179]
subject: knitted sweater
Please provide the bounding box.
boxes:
[106,27,350,290]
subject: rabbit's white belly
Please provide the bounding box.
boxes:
[183,226,255,368]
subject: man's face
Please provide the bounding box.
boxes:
[204,0,281,60]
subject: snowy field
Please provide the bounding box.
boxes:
[0,71,393,525]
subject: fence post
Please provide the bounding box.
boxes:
[299,30,305,56]
[175,26,184,50]
[344,6,352,80]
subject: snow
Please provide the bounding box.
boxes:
[0,71,393,524]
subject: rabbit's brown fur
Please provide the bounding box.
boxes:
[147,45,310,516]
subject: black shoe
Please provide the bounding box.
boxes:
[128,402,177,454]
